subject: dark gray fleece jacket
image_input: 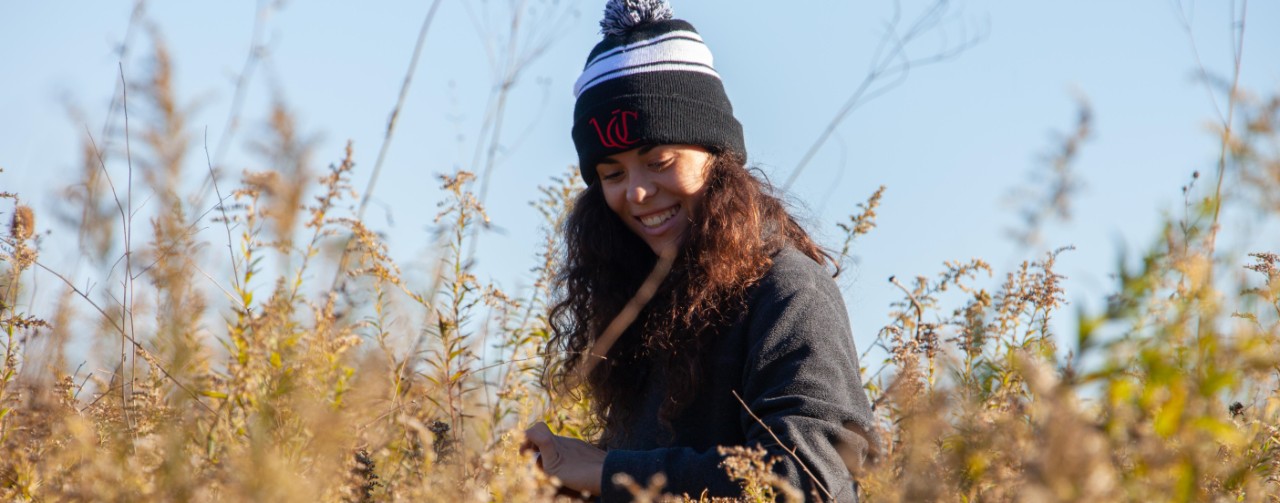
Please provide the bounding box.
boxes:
[600,247,876,502]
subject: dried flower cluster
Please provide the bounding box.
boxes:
[9,206,33,241]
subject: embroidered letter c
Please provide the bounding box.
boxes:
[590,109,640,149]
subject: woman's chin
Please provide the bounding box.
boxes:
[632,220,687,255]
[643,233,686,256]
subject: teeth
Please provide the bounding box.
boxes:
[639,207,678,228]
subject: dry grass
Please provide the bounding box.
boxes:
[3,6,1280,503]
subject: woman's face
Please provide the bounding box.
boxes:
[596,144,713,254]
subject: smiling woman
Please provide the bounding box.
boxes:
[526,0,877,501]
[596,144,712,253]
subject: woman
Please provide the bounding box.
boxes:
[525,1,876,501]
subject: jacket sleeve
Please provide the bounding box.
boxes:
[599,260,876,502]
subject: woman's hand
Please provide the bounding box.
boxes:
[523,422,606,496]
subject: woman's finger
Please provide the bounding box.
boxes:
[523,422,559,471]
[520,424,544,454]
[524,422,553,447]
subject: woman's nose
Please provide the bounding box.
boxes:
[627,173,654,204]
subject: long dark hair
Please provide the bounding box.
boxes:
[544,151,831,442]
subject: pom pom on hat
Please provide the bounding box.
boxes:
[600,0,675,36]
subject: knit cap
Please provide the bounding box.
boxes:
[572,0,745,185]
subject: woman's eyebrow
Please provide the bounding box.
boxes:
[599,145,657,166]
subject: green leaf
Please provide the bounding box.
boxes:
[1192,417,1245,447]
[1076,306,1102,353]
[1108,379,1137,408]
[1154,387,1188,438]
[1200,367,1235,397]
[1174,459,1197,503]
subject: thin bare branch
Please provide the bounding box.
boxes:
[205,127,241,292]
[359,0,445,218]
[30,258,215,415]
[119,61,137,434]
[330,0,444,294]
[784,0,983,190]
[568,245,676,391]
[732,390,835,502]
[1207,0,1248,257]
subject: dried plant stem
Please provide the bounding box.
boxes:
[1172,1,1249,357]
[444,199,472,436]
[359,0,443,218]
[199,0,269,205]
[205,127,241,293]
[889,275,924,334]
[330,0,443,293]
[835,185,885,273]
[97,0,146,149]
[1173,0,1248,257]
[731,390,834,502]
[118,61,137,434]
[568,246,676,391]
[784,0,981,189]
[461,355,544,381]
[32,260,214,415]
[463,1,574,261]
[83,127,128,234]
[1206,0,1247,257]
[538,246,675,425]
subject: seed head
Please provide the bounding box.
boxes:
[11,205,34,240]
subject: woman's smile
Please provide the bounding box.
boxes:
[636,204,680,229]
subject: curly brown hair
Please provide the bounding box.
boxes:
[544,151,832,442]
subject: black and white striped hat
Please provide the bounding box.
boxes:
[572,0,745,185]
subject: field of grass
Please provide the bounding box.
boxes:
[3,2,1280,502]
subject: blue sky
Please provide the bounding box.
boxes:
[2,1,1278,372]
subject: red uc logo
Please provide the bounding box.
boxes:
[589,109,639,149]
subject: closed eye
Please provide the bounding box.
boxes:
[649,158,675,171]
[599,169,624,182]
